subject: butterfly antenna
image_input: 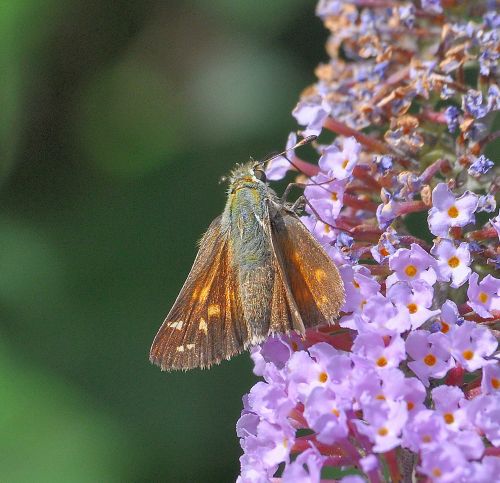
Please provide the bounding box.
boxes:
[257,135,317,169]
[269,135,317,161]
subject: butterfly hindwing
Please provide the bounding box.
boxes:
[269,253,305,335]
[269,208,345,328]
[149,216,247,370]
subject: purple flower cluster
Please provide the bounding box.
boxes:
[238,320,498,482]
[239,1,499,481]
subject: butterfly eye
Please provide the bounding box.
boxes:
[254,167,266,181]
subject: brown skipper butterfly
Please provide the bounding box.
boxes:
[150,137,345,370]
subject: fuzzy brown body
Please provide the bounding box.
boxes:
[223,173,276,343]
[149,162,345,371]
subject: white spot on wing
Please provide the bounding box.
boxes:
[169,321,184,330]
[176,345,185,352]
[199,318,208,334]
[186,344,195,350]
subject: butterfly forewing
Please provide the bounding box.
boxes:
[270,209,345,327]
[149,216,246,370]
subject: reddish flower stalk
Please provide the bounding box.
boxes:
[364,264,392,276]
[305,329,353,352]
[466,386,482,400]
[373,67,410,103]
[324,117,392,155]
[464,376,482,396]
[467,226,498,240]
[440,77,469,93]
[457,303,472,316]
[289,406,308,428]
[335,216,361,230]
[346,183,380,195]
[484,447,500,457]
[322,455,352,467]
[349,224,383,241]
[346,418,371,451]
[384,450,402,483]
[395,200,429,215]
[445,365,465,386]
[292,434,360,465]
[291,156,320,178]
[419,158,450,184]
[420,110,447,124]
[464,312,500,324]
[398,235,431,251]
[290,437,314,454]
[479,130,500,149]
[353,165,381,191]
[343,193,379,212]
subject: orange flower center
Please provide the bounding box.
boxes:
[380,247,389,257]
[447,205,459,218]
[405,265,417,277]
[441,322,450,334]
[319,371,328,383]
[432,468,442,477]
[491,378,500,390]
[422,435,432,443]
[376,357,388,367]
[448,256,460,268]
[424,354,437,366]
[407,303,418,314]
[342,159,349,169]
[443,413,454,424]
[331,408,340,417]
[331,192,338,201]
[479,292,489,304]
[377,427,388,436]
[407,401,415,411]
[462,350,474,360]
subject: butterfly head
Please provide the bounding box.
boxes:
[227,161,267,193]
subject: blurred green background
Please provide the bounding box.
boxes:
[0,1,324,481]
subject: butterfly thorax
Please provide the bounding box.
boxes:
[222,163,276,343]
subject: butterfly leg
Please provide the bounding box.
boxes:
[293,194,348,235]
[281,176,343,204]
[281,184,336,229]
[281,182,352,235]
[280,182,307,204]
[290,194,306,213]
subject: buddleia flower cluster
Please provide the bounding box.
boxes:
[237,1,499,481]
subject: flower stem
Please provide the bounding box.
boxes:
[324,117,392,155]
[395,200,429,215]
[384,450,402,482]
[291,156,320,177]
[467,226,497,240]
[344,193,379,212]
[419,158,450,184]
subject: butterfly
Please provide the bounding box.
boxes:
[150,138,345,370]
